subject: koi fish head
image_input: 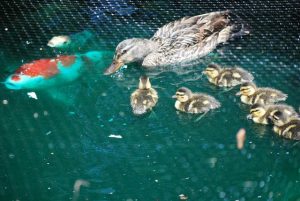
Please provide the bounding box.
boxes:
[47,35,71,48]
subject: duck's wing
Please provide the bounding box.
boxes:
[144,11,247,67]
[260,88,288,102]
[187,94,221,113]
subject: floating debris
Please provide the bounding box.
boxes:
[109,134,123,139]
[73,179,90,201]
[179,194,188,200]
[2,99,8,105]
[27,92,38,100]
[236,128,246,150]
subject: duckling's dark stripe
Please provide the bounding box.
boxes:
[205,68,215,72]
[250,109,260,113]
[240,87,250,91]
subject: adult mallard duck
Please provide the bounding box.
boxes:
[104,10,249,75]
[203,63,254,87]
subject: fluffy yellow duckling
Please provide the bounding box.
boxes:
[203,63,254,87]
[236,82,287,105]
[269,111,300,140]
[172,87,220,114]
[248,103,298,125]
[130,76,158,115]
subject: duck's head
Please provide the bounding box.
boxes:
[237,82,257,96]
[47,35,71,48]
[203,63,222,78]
[104,38,156,75]
[250,103,267,118]
[139,75,151,90]
[172,87,193,102]
[269,111,288,127]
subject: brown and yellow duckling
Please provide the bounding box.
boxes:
[236,82,287,105]
[269,111,300,140]
[130,76,158,115]
[248,103,298,125]
[203,63,254,87]
[172,87,221,114]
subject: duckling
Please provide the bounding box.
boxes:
[172,87,220,114]
[130,76,158,115]
[203,63,254,87]
[104,10,249,75]
[269,111,300,140]
[248,103,298,125]
[236,82,287,105]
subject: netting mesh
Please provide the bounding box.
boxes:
[0,1,300,201]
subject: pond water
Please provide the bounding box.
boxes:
[0,0,299,201]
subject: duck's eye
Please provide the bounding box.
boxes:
[121,49,127,54]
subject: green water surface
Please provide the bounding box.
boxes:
[0,1,299,201]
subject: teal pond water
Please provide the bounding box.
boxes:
[0,2,300,201]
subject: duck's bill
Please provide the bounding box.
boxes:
[104,60,124,75]
[235,91,242,96]
[172,95,177,99]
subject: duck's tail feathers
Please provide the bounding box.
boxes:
[228,10,250,38]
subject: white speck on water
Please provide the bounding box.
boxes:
[46,131,52,135]
[40,48,43,51]
[26,41,31,45]
[33,113,39,118]
[109,134,122,139]
[2,100,8,105]
[155,179,158,182]
[43,111,49,116]
[219,191,226,198]
[50,152,54,155]
[8,153,15,159]
[4,28,8,31]
[100,187,115,195]
[48,187,51,190]
[208,157,218,168]
[259,181,265,188]
[27,92,38,100]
